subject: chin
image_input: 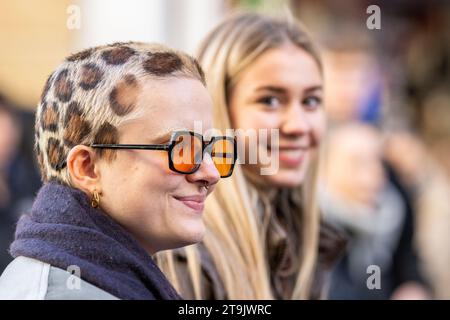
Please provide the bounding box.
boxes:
[264,168,306,188]
[175,223,206,247]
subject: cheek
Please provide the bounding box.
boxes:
[310,110,326,144]
[102,151,174,199]
[235,110,280,131]
[100,153,185,230]
[230,94,280,131]
[130,149,169,173]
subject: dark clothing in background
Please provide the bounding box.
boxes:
[327,165,427,299]
[0,110,41,271]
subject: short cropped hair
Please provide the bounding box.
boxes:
[35,42,205,186]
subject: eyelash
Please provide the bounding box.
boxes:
[257,95,322,110]
[302,96,322,110]
[257,96,281,108]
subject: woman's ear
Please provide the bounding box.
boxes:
[66,145,101,193]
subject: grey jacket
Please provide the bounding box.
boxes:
[0,256,118,300]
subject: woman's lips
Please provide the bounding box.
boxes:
[173,195,205,212]
[275,148,307,167]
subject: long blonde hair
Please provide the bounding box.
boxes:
[158,12,322,299]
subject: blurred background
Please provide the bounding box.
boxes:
[0,0,449,299]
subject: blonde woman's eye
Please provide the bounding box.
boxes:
[302,96,322,110]
[258,96,281,109]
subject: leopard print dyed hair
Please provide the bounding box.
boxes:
[35,41,205,186]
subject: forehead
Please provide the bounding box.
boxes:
[120,77,213,138]
[238,45,322,90]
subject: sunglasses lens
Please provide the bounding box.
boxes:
[171,133,202,173]
[211,138,235,177]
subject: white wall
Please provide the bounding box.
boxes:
[72,0,226,54]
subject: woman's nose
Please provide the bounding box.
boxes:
[186,152,220,187]
[281,104,312,136]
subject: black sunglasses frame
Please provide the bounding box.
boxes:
[90,130,237,178]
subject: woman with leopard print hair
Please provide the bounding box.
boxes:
[0,42,236,300]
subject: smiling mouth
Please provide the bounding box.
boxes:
[267,146,309,167]
[173,195,205,213]
[279,149,305,167]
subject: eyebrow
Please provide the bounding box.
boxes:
[151,129,179,143]
[255,85,323,94]
[304,85,323,94]
[255,86,286,94]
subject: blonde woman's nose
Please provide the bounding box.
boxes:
[281,104,312,136]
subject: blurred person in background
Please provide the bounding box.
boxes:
[385,130,450,299]
[318,35,448,299]
[323,47,383,125]
[158,12,347,300]
[320,123,430,299]
[0,94,40,271]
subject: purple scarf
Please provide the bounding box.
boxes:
[9,182,181,300]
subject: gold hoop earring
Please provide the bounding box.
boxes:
[91,189,100,208]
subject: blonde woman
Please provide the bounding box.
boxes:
[0,42,238,299]
[157,12,347,300]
